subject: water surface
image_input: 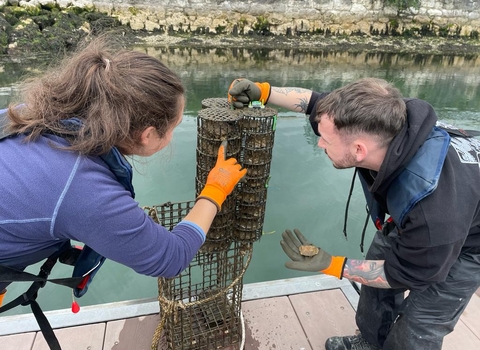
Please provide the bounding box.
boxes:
[1,48,479,315]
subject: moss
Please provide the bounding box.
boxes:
[32,14,55,30]
[24,5,42,17]
[402,27,420,38]
[253,15,270,35]
[40,2,60,11]
[438,26,449,37]
[1,4,131,57]
[238,17,248,29]
[215,25,226,34]
[0,31,8,52]
[128,7,138,16]
[7,6,27,18]
[1,3,479,58]
[68,6,89,16]
[3,12,18,26]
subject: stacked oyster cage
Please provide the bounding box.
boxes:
[197,97,277,244]
[146,202,250,350]
[234,105,277,242]
[149,97,277,350]
[196,103,243,251]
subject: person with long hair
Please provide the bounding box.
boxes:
[0,37,246,310]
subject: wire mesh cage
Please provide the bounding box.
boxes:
[196,102,278,244]
[196,107,244,252]
[201,97,232,109]
[146,200,252,350]
[196,107,243,196]
[238,107,277,134]
[144,201,196,231]
[159,242,251,350]
[234,107,277,242]
[146,99,278,350]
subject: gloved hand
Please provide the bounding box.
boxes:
[280,229,346,279]
[197,140,247,211]
[0,289,6,307]
[228,78,271,108]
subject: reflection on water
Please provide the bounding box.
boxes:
[0,48,479,315]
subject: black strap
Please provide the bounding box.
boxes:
[0,265,83,288]
[343,168,358,240]
[359,205,370,254]
[0,260,82,314]
[0,258,83,350]
[30,299,62,350]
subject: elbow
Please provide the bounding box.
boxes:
[148,253,193,279]
[158,265,187,279]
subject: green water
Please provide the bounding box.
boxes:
[1,48,480,315]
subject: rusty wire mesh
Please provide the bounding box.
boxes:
[234,107,277,242]
[145,98,277,350]
[197,101,277,243]
[145,201,252,350]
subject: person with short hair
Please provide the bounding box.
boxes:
[228,77,480,350]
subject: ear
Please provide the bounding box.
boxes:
[354,140,368,162]
[139,126,157,147]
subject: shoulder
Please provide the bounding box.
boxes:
[306,91,330,115]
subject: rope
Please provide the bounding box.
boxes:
[240,309,246,350]
[151,245,253,350]
[144,206,160,224]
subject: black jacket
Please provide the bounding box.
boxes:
[308,92,480,291]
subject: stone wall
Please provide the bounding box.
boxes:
[7,0,480,36]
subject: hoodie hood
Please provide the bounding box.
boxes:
[369,98,438,196]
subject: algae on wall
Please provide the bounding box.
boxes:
[0,0,479,57]
[86,0,480,37]
[0,3,132,56]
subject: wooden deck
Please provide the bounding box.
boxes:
[0,275,479,350]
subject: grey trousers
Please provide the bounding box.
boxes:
[356,230,480,350]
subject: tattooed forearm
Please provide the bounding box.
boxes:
[293,98,309,113]
[272,87,311,95]
[343,259,392,289]
[268,87,312,112]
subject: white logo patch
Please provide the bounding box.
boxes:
[437,121,480,165]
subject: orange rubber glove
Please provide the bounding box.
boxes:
[0,289,6,307]
[280,229,347,279]
[197,141,247,211]
[228,78,271,108]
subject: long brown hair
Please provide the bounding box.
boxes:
[7,36,185,155]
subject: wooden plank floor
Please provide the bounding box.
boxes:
[0,280,479,350]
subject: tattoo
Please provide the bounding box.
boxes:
[343,259,392,289]
[273,87,309,95]
[294,98,308,113]
[271,87,310,112]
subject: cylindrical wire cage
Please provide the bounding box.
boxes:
[196,107,243,194]
[146,201,252,350]
[196,107,243,251]
[234,107,277,242]
[201,97,232,109]
[148,100,278,350]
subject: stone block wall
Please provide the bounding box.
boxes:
[7,0,480,36]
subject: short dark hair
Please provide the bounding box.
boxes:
[7,35,185,155]
[315,78,406,147]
